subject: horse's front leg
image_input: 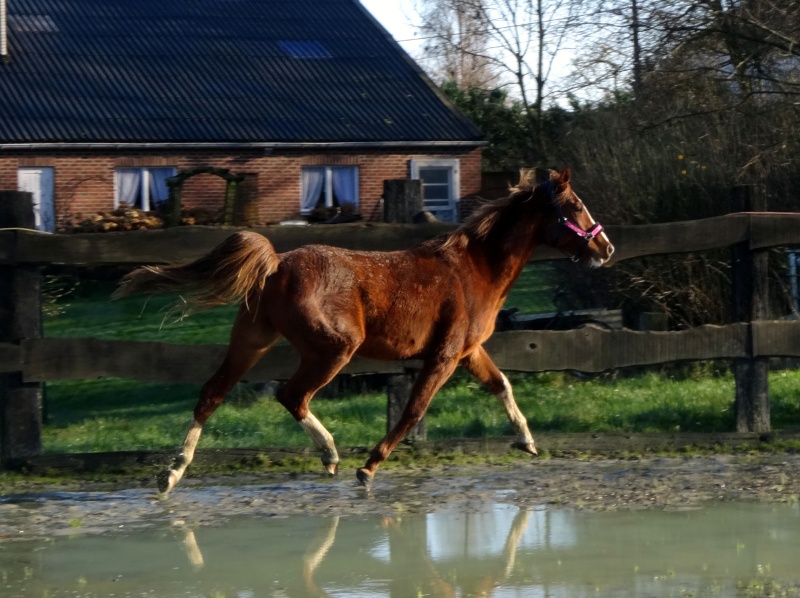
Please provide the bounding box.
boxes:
[159,308,278,495]
[461,346,537,455]
[357,357,459,487]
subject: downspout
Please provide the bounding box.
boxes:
[1,0,8,63]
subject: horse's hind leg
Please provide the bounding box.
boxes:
[276,351,356,474]
[159,307,279,494]
[461,346,537,455]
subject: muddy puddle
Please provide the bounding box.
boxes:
[1,456,800,596]
[2,499,800,596]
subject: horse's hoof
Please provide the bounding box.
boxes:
[324,462,339,475]
[512,441,538,456]
[157,469,178,495]
[356,468,373,488]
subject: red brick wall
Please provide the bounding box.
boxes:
[0,147,483,226]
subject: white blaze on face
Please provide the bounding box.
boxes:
[574,192,613,265]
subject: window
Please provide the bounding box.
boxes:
[114,167,176,211]
[300,166,359,215]
[410,159,460,222]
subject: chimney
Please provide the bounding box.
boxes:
[1,0,7,62]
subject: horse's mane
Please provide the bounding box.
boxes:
[441,168,566,251]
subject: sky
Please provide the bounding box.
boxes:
[359,0,425,56]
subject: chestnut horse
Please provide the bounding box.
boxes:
[115,167,614,493]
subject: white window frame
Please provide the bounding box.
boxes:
[114,167,176,211]
[409,158,460,222]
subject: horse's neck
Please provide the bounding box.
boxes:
[465,209,543,295]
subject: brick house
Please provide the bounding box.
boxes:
[0,0,484,231]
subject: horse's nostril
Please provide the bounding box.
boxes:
[607,245,615,256]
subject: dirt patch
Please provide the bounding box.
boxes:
[1,453,798,540]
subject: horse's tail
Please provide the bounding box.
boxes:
[113,231,280,313]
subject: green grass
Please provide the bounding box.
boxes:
[41,369,800,453]
[42,379,388,453]
[502,264,556,313]
[45,286,238,344]
[38,272,800,454]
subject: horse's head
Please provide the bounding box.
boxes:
[538,168,614,267]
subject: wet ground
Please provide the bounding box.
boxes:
[2,453,799,540]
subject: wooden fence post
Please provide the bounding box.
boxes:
[0,191,44,465]
[386,373,426,442]
[730,185,770,433]
[383,179,423,224]
[382,180,425,441]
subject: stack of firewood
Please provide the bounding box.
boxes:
[59,206,222,233]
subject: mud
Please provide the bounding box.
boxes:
[1,453,798,541]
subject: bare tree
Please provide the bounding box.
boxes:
[417,0,500,88]
[417,0,581,159]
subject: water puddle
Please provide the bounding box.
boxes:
[1,501,799,597]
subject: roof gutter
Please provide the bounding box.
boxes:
[0,140,486,151]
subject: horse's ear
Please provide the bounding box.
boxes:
[559,167,571,185]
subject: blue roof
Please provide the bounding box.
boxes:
[0,0,483,145]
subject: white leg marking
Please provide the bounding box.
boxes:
[160,420,203,494]
[497,374,535,447]
[303,517,340,581]
[182,530,205,571]
[180,420,203,463]
[300,413,339,465]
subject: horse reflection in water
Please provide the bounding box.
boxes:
[115,168,614,492]
[176,510,534,597]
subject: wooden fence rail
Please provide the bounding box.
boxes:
[1,187,800,465]
[0,321,799,383]
[2,212,800,266]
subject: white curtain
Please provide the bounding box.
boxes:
[116,169,141,208]
[148,168,174,208]
[332,167,358,209]
[301,168,325,214]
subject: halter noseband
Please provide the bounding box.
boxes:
[558,215,604,242]
[543,181,604,262]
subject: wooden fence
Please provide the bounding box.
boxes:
[2,190,800,466]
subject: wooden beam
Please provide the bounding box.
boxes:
[604,214,750,262]
[3,322,796,383]
[749,213,800,250]
[19,338,415,383]
[0,223,455,266]
[3,213,800,267]
[483,324,750,373]
[752,320,800,357]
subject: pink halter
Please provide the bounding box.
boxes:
[559,217,604,241]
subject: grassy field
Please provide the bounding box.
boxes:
[40,267,800,454]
